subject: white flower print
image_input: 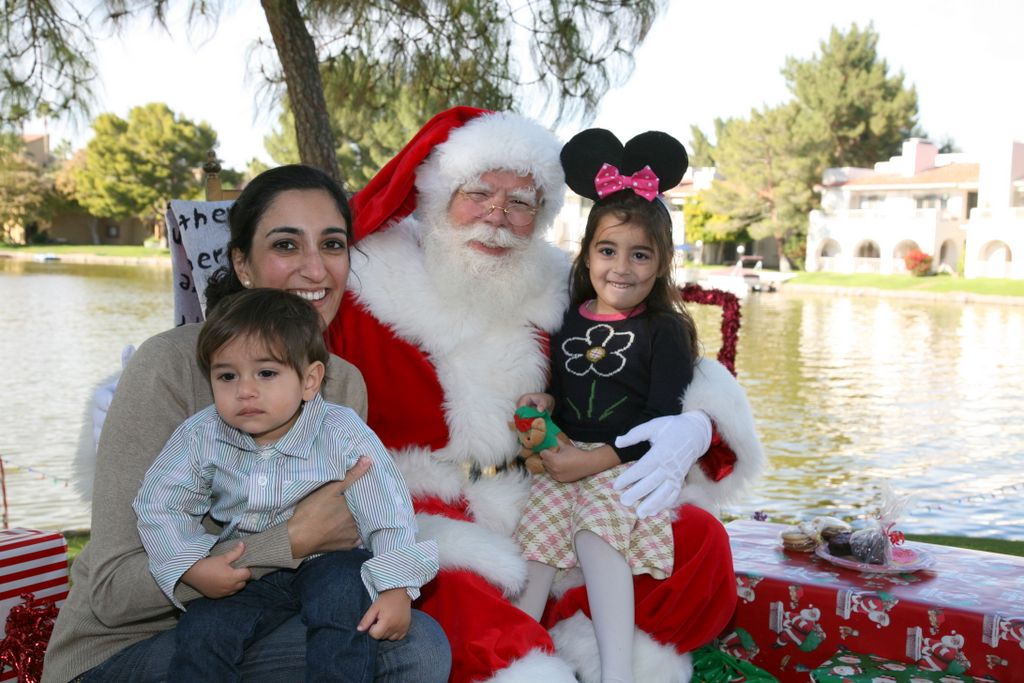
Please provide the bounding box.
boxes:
[561,323,635,377]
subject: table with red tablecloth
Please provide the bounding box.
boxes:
[718,520,1024,682]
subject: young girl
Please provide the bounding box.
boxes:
[514,129,704,683]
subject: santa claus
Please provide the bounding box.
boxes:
[327,107,764,683]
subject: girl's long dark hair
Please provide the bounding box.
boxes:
[204,164,352,313]
[570,191,699,361]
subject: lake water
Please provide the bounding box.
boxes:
[2,258,1023,540]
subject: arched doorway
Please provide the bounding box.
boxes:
[854,240,881,273]
[817,239,841,272]
[938,239,958,273]
[893,240,921,274]
[980,241,1013,278]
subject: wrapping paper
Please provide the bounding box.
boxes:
[0,529,69,681]
[811,649,997,682]
[720,521,1023,682]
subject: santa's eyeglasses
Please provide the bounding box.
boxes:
[455,189,538,227]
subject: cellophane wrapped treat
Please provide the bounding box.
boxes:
[850,486,913,565]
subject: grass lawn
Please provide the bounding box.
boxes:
[786,271,1024,297]
[904,534,1024,556]
[0,243,170,259]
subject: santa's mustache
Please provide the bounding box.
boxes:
[458,223,532,251]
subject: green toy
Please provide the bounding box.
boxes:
[509,405,569,474]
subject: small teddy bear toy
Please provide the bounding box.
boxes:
[509,406,570,474]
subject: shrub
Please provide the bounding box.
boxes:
[904,249,933,276]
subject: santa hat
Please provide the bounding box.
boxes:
[351,107,565,242]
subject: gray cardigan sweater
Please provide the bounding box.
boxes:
[42,323,368,683]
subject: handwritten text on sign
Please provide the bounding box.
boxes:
[165,200,233,326]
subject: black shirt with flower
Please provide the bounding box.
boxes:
[549,302,694,462]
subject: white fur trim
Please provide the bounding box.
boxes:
[415,111,565,230]
[464,472,534,538]
[549,612,693,683]
[481,650,577,683]
[416,513,528,596]
[678,357,765,515]
[72,377,104,504]
[394,447,466,502]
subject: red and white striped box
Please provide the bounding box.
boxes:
[0,528,69,679]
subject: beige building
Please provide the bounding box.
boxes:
[807,138,1024,279]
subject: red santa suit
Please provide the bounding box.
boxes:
[327,108,765,683]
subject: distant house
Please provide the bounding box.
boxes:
[8,133,150,246]
[963,142,1024,279]
[807,138,1024,279]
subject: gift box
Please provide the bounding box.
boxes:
[811,649,997,682]
[0,529,69,681]
[718,521,1024,683]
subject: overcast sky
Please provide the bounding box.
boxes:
[34,0,1024,170]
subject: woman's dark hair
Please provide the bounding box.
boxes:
[204,164,352,312]
[569,191,699,361]
[197,288,329,380]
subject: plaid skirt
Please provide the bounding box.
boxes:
[513,460,675,579]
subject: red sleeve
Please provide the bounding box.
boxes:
[326,292,449,451]
[697,425,736,482]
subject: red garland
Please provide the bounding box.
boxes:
[680,284,742,377]
[0,593,60,683]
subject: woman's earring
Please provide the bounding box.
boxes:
[242,279,252,288]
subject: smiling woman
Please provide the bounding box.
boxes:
[205,166,353,321]
[40,165,451,683]
[229,191,350,322]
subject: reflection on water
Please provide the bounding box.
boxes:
[0,259,173,531]
[692,291,1024,540]
[2,260,1023,539]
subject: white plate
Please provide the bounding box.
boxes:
[814,542,936,573]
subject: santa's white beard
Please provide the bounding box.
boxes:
[421,218,552,314]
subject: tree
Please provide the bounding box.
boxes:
[681,192,742,245]
[264,53,516,189]
[6,1,666,187]
[71,103,216,237]
[693,24,922,269]
[782,23,922,168]
[0,133,57,242]
[704,103,819,270]
[688,125,716,168]
[1,2,96,124]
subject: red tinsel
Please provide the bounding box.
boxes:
[0,593,59,683]
[680,283,742,377]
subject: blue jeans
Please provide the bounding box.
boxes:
[78,554,450,682]
[171,551,374,682]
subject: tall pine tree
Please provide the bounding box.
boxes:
[705,103,819,269]
[783,22,922,167]
[697,23,923,268]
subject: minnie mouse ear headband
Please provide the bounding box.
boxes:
[351,107,565,242]
[560,128,688,203]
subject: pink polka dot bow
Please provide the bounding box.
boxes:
[594,163,661,201]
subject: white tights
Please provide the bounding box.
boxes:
[515,531,635,683]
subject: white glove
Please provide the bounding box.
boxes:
[90,344,136,450]
[612,410,713,518]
